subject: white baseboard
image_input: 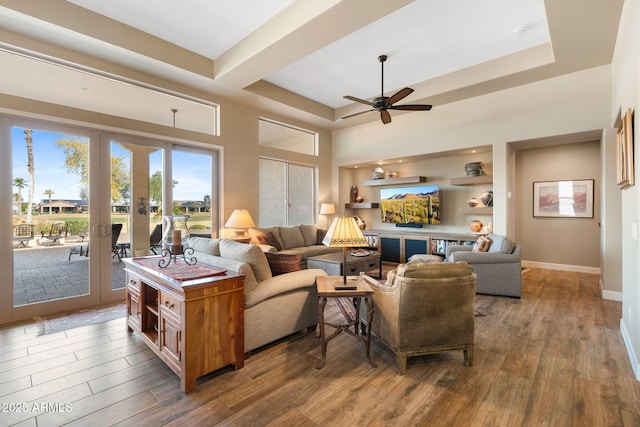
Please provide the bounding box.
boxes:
[522,260,600,275]
[621,319,640,381]
[600,279,623,302]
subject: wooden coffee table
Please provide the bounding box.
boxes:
[315,276,376,369]
[307,251,382,278]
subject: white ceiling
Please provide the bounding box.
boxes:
[0,0,623,129]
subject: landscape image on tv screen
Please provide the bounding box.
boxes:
[380,185,441,225]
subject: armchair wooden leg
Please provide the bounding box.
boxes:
[396,352,407,375]
[463,344,474,367]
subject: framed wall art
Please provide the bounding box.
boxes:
[533,179,594,218]
[617,108,634,189]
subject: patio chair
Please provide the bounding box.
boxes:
[68,242,89,260]
[13,224,34,248]
[111,223,123,262]
[149,223,163,254]
[41,222,68,244]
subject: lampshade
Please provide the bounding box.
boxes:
[322,216,368,248]
[225,210,256,236]
[319,203,337,215]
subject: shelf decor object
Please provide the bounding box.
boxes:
[533,179,594,218]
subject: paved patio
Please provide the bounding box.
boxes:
[12,241,127,306]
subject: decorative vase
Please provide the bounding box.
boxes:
[465,162,484,177]
[467,197,479,207]
[350,185,358,203]
[353,216,366,230]
[355,196,364,203]
[372,167,385,179]
[480,191,493,207]
[386,171,398,178]
[469,219,483,233]
[162,215,191,249]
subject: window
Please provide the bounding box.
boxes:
[259,158,315,226]
[259,119,317,155]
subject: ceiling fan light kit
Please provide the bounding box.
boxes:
[342,54,432,124]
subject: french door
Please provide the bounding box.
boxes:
[1,118,122,323]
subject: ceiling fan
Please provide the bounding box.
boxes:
[341,55,432,124]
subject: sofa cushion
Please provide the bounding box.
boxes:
[299,224,318,247]
[265,252,301,275]
[279,226,306,250]
[187,237,221,256]
[472,235,491,252]
[487,234,515,254]
[219,239,272,282]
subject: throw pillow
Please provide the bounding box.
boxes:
[264,252,301,275]
[472,235,491,252]
[279,226,305,249]
[299,224,318,247]
[255,231,283,251]
[316,229,327,244]
[219,239,272,282]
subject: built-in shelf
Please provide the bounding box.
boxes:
[462,207,493,215]
[362,176,427,187]
[450,175,493,185]
[345,202,379,209]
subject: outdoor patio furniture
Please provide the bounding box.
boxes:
[68,243,89,260]
[41,222,68,244]
[149,223,163,254]
[111,223,123,262]
[13,224,34,248]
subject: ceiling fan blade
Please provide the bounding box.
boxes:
[341,109,375,120]
[380,110,391,124]
[389,104,432,111]
[344,95,373,106]
[386,87,414,106]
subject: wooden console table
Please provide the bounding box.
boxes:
[123,257,245,393]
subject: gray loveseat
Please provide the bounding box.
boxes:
[188,237,327,352]
[446,234,522,298]
[249,224,341,268]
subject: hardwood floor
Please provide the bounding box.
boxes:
[0,268,638,426]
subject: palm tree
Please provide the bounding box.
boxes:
[44,189,54,215]
[25,129,35,224]
[12,177,26,217]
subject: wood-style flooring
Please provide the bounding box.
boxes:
[0,268,638,426]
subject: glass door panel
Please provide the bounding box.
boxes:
[12,127,91,306]
[171,149,214,237]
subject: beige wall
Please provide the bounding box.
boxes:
[611,0,640,379]
[515,141,601,269]
[332,65,612,242]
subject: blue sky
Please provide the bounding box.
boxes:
[12,127,211,202]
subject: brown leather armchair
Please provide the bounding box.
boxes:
[361,261,477,374]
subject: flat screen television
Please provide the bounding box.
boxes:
[380,185,441,225]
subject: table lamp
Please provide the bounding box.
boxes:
[322,216,369,289]
[225,209,256,237]
[319,203,336,228]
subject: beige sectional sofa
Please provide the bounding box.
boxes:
[248,224,341,268]
[187,237,327,352]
